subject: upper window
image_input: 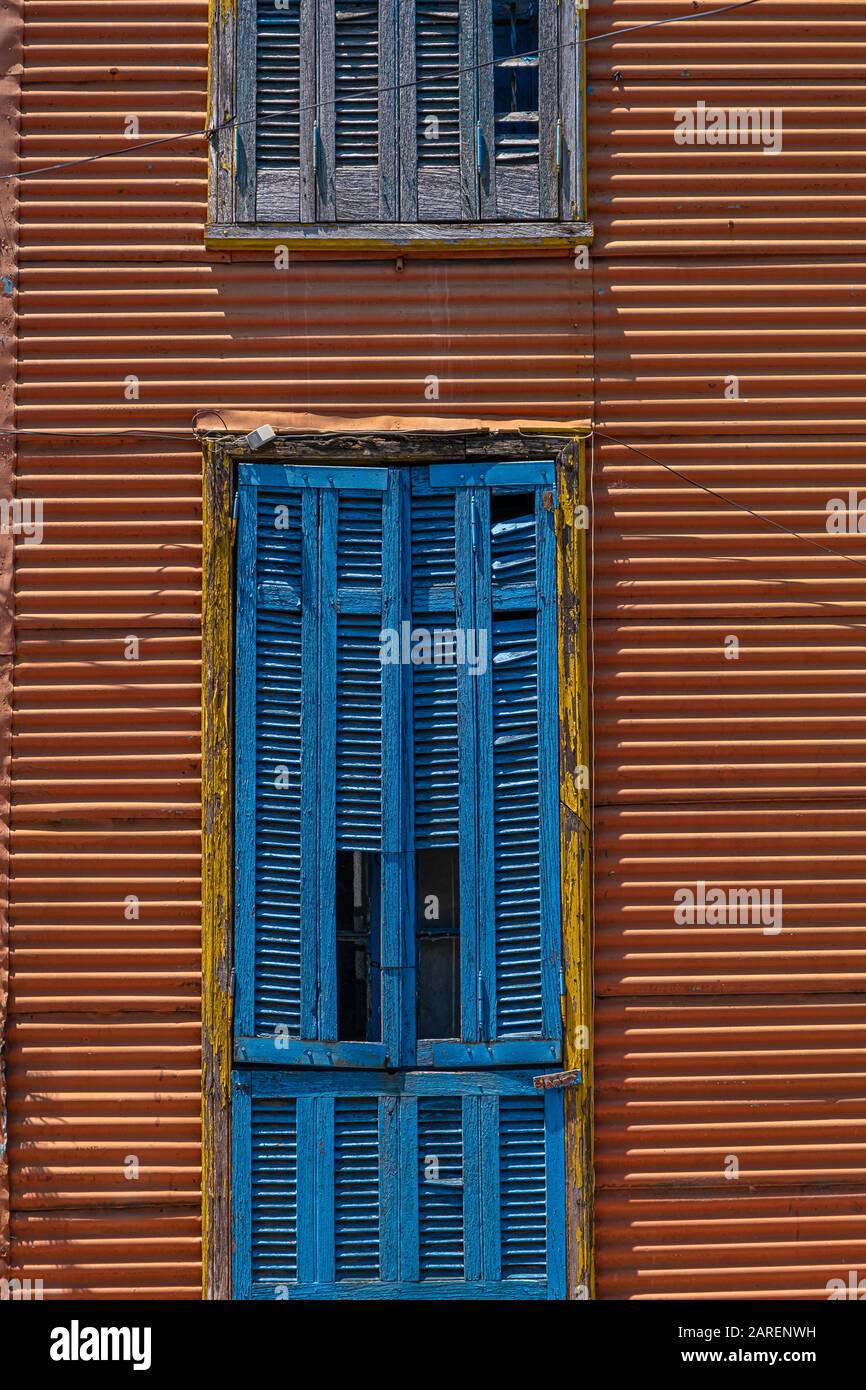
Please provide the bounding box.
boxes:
[208,0,587,246]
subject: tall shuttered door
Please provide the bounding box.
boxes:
[233,460,564,1299]
[234,1072,565,1298]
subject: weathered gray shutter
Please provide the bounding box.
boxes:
[317,0,398,221]
[477,0,559,220]
[399,0,477,221]
[236,0,317,222]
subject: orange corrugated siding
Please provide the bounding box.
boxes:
[8,441,203,1296]
[588,0,866,256]
[0,0,22,1287]
[6,0,866,1299]
[590,0,866,1299]
[9,0,590,1298]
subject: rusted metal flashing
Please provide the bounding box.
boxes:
[0,0,21,1288]
[194,413,592,438]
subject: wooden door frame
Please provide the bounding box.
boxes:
[200,429,592,1299]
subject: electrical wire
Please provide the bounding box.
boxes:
[7,416,866,590]
[587,0,761,45]
[0,427,199,441]
[1,0,764,185]
[590,427,866,577]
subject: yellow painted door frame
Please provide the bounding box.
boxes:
[199,431,593,1299]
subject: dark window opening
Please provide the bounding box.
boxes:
[416,848,460,1039]
[493,1,540,167]
[491,490,534,526]
[336,850,382,1041]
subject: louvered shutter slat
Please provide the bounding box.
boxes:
[413,663,460,849]
[256,0,301,168]
[251,1098,298,1282]
[492,614,544,1036]
[335,5,380,168]
[336,491,384,855]
[399,0,477,220]
[251,491,305,1036]
[411,488,457,595]
[411,485,460,848]
[317,0,397,221]
[334,1097,381,1278]
[498,1095,548,1277]
[414,0,463,219]
[418,1097,464,1276]
[337,490,384,585]
[336,615,383,850]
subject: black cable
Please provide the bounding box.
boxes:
[591,427,866,578]
[1,0,765,185]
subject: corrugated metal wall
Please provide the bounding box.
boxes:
[8,0,589,1298]
[0,0,22,1286]
[590,1,866,1299]
[6,0,866,1298]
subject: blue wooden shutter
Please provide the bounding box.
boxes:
[236,0,317,222]
[235,465,398,1067]
[415,463,561,1066]
[234,1070,565,1298]
[410,477,484,1060]
[316,478,402,1062]
[481,473,561,1050]
[235,483,312,1046]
